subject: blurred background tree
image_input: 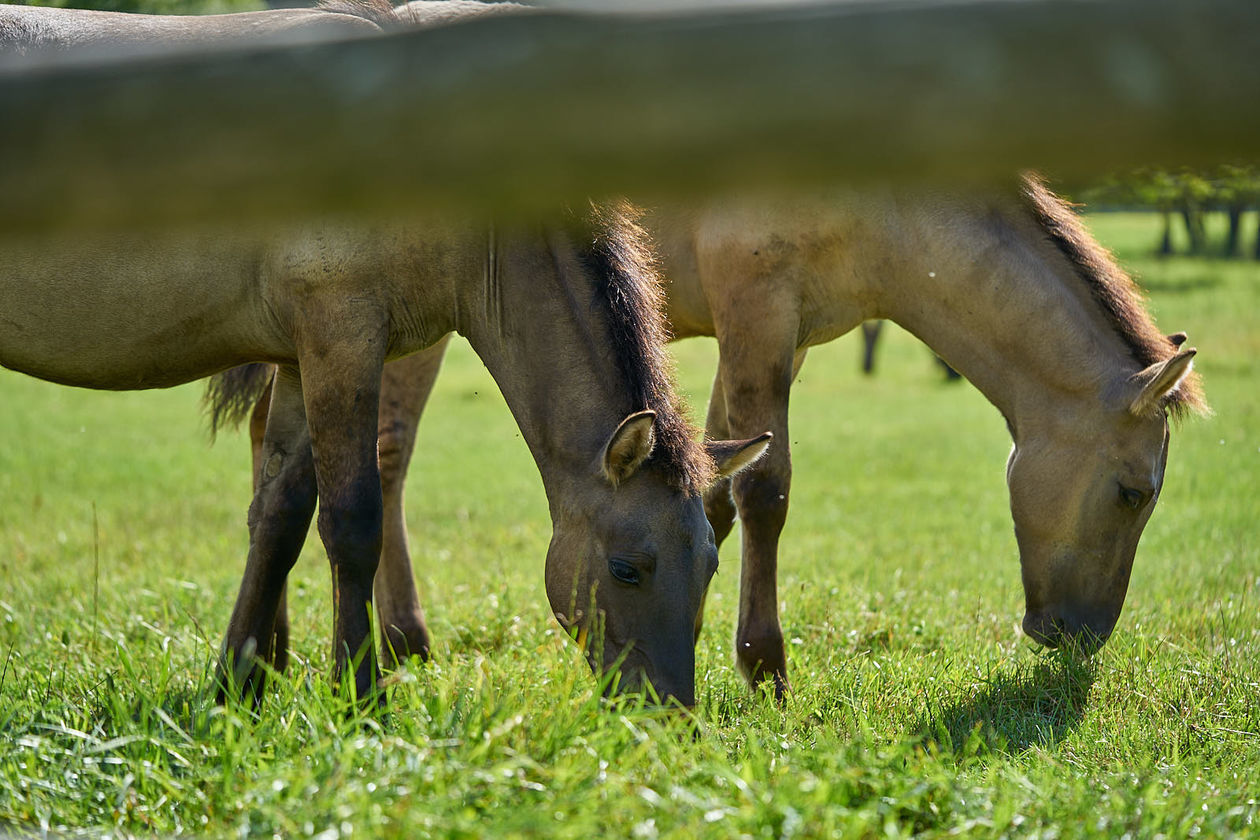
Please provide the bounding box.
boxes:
[1082,165,1260,259]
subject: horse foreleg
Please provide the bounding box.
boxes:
[219,366,316,702]
[694,368,736,644]
[374,336,450,665]
[719,344,806,702]
[702,369,737,545]
[299,331,387,703]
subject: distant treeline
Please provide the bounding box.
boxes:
[1082,166,1260,259]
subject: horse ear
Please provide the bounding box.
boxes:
[1128,348,1196,417]
[705,432,773,481]
[601,410,657,486]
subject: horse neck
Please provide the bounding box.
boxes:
[874,196,1139,431]
[453,227,640,501]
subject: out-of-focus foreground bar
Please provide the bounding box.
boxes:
[1,0,1257,236]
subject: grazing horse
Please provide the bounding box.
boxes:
[1,1,771,708]
[1,194,769,705]
[255,175,1205,701]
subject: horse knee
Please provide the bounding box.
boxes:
[249,443,316,516]
[249,477,316,527]
[318,495,384,579]
[733,469,790,536]
[245,461,317,585]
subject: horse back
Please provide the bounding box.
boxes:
[0,4,382,64]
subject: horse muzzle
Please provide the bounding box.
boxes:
[1022,607,1117,655]
[598,645,695,709]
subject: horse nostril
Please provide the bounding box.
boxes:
[1023,611,1062,648]
[1026,608,1115,655]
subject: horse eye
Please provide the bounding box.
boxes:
[608,558,641,586]
[1118,485,1145,510]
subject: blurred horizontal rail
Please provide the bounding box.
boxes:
[1,0,1258,236]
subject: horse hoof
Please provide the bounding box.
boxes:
[381,622,431,666]
[735,635,789,702]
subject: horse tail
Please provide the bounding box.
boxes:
[204,364,275,439]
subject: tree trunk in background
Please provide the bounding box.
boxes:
[1159,210,1174,256]
[1254,211,1260,260]
[1225,204,1244,256]
[1181,203,1208,254]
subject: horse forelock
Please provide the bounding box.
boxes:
[578,201,716,493]
[1019,173,1207,421]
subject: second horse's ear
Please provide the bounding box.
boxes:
[601,410,657,486]
[705,432,773,482]
[1128,349,1196,417]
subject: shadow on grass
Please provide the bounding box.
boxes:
[912,652,1096,756]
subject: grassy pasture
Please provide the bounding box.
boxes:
[0,213,1257,837]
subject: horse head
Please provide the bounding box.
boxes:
[545,411,770,706]
[1007,347,1197,652]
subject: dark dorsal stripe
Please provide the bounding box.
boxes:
[579,201,715,493]
[1020,174,1206,419]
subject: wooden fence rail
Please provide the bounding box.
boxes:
[1,0,1258,236]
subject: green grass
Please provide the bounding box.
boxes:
[1,213,1257,837]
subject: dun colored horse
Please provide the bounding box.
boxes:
[1,193,768,706]
[2,0,773,708]
[250,175,1204,700]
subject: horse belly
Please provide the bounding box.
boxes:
[0,238,278,390]
[1,314,249,390]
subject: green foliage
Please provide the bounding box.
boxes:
[1085,166,1260,211]
[1084,166,1260,257]
[1,214,1257,837]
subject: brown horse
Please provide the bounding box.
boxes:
[1,198,769,706]
[255,175,1205,701]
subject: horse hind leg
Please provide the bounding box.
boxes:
[374,336,451,665]
[245,371,294,674]
[218,366,316,702]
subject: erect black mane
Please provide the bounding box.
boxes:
[578,201,715,493]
